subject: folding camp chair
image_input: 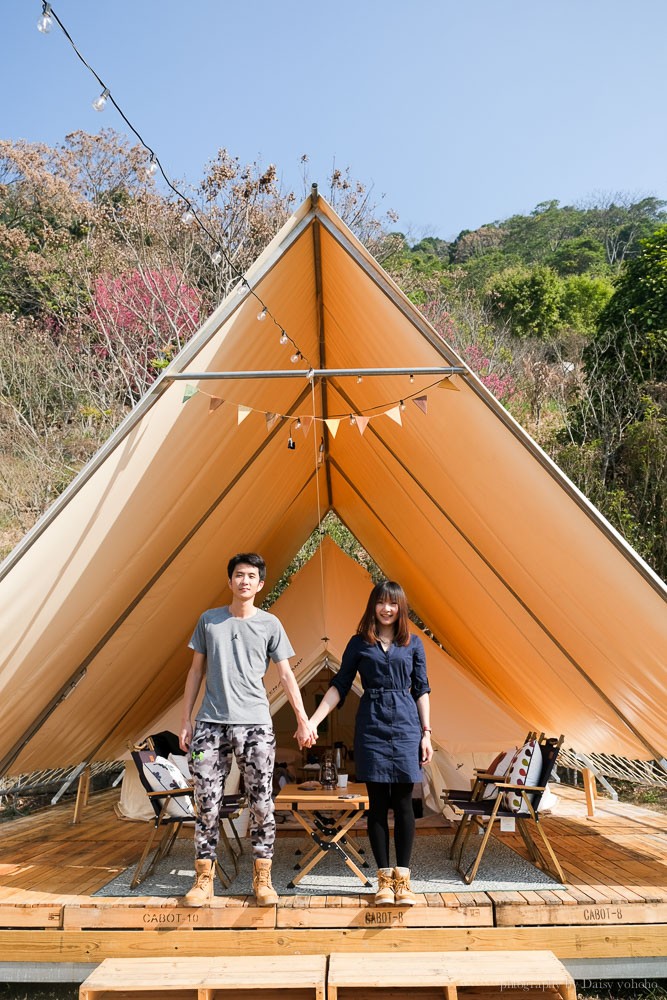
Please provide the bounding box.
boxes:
[441,732,539,809]
[449,735,565,885]
[129,746,245,889]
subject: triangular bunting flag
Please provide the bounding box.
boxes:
[265,412,281,432]
[208,396,224,413]
[237,404,252,424]
[355,415,370,435]
[412,395,428,415]
[438,377,460,392]
[299,416,314,436]
[325,418,341,438]
[182,385,197,403]
[385,406,402,426]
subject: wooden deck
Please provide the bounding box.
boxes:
[0,784,666,969]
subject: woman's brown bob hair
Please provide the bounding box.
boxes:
[357,580,411,647]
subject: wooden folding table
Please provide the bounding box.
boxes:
[275,782,371,887]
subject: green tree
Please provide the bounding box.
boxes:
[589,225,667,387]
[486,265,563,338]
[560,274,614,334]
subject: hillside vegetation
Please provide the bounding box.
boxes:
[0,132,665,577]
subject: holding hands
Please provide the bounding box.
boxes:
[294,717,319,749]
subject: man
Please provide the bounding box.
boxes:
[179,553,316,906]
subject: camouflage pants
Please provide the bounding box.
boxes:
[190,721,276,861]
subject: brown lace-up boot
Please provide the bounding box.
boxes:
[374,867,395,905]
[252,858,279,906]
[393,866,417,906]
[182,859,214,906]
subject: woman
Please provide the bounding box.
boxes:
[308,580,433,906]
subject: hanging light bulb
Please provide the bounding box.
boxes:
[146,156,158,177]
[279,331,288,345]
[236,279,247,295]
[37,4,53,33]
[400,399,406,412]
[295,418,302,430]
[287,434,296,451]
[356,374,363,384]
[257,307,267,322]
[211,250,222,265]
[290,350,302,364]
[92,88,110,112]
[409,373,415,384]
[180,207,195,225]
[349,414,356,426]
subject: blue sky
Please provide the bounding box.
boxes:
[3,0,667,240]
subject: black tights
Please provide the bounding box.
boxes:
[366,781,415,869]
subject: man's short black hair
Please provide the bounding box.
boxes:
[227,552,267,582]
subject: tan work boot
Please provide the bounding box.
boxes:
[393,866,417,906]
[182,859,214,906]
[374,867,395,906]
[252,858,279,906]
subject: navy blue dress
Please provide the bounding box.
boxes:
[329,634,431,783]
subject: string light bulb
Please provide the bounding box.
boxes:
[92,88,110,112]
[409,373,415,384]
[211,250,222,266]
[279,331,288,345]
[257,307,267,322]
[356,374,363,384]
[295,418,302,430]
[236,279,247,295]
[146,156,158,177]
[180,208,195,225]
[290,350,302,364]
[400,400,406,412]
[37,4,53,33]
[349,414,356,426]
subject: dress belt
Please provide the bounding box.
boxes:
[365,688,411,699]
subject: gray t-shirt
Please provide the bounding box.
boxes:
[189,606,294,725]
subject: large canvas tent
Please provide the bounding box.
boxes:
[0,190,665,777]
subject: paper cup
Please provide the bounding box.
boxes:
[337,773,348,788]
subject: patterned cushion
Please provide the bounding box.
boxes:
[482,749,516,800]
[503,739,543,814]
[142,755,195,820]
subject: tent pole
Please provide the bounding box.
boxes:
[312,219,333,507]
[163,367,465,380]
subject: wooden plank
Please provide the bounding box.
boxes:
[0,903,62,927]
[79,955,327,997]
[495,900,667,927]
[2,923,666,961]
[63,903,275,930]
[327,950,575,998]
[277,902,494,928]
